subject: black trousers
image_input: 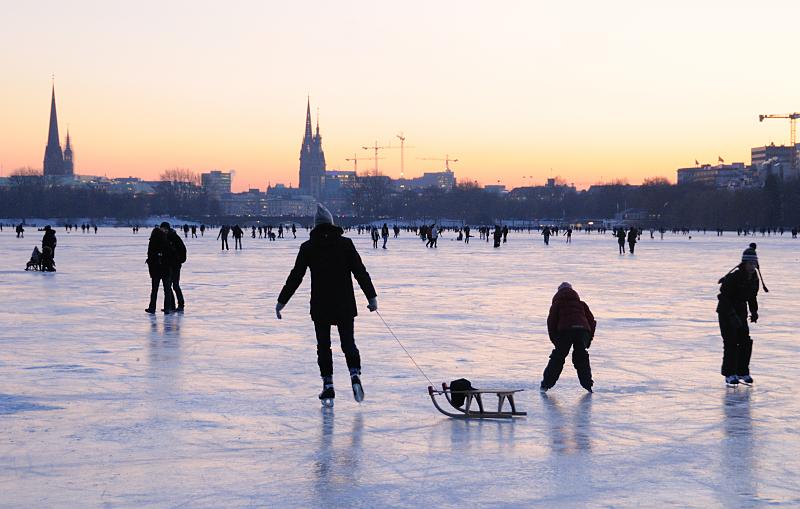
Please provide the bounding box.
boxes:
[171,265,184,308]
[314,320,360,378]
[148,274,175,311]
[719,313,752,376]
[542,329,592,389]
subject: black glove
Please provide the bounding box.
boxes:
[750,312,758,323]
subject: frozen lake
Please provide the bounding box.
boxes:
[1,226,799,508]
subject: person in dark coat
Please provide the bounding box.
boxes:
[627,227,638,254]
[145,227,176,314]
[717,243,763,385]
[541,282,597,393]
[161,222,186,312]
[217,225,230,250]
[616,228,626,254]
[542,226,551,245]
[276,204,378,405]
[41,225,57,258]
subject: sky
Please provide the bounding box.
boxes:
[1,0,799,191]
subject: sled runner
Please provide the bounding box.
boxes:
[428,382,526,419]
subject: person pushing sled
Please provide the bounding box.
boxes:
[276,204,378,408]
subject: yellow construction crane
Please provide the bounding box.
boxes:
[758,112,800,170]
[418,154,459,171]
[345,153,382,173]
[395,133,415,179]
[361,141,398,176]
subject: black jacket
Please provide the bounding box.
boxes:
[278,224,377,324]
[146,229,173,278]
[716,267,759,319]
[42,230,57,251]
[166,229,186,266]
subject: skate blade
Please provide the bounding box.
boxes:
[352,383,364,403]
[321,398,334,408]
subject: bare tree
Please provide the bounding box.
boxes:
[160,168,200,185]
[642,176,671,186]
[10,167,42,177]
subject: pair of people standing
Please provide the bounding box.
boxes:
[146,222,187,314]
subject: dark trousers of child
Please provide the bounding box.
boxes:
[314,320,360,378]
[719,312,752,376]
[542,329,593,390]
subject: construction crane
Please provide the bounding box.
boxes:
[361,141,397,176]
[758,112,800,171]
[418,154,459,171]
[345,153,382,173]
[395,133,415,179]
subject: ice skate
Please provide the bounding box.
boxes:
[725,375,739,386]
[738,374,753,385]
[319,385,335,408]
[351,375,364,403]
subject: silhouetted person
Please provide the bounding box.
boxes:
[627,227,637,254]
[717,244,763,386]
[542,226,551,245]
[41,225,57,259]
[217,225,230,250]
[276,204,377,407]
[145,227,175,314]
[162,222,186,312]
[541,282,596,393]
[232,225,244,249]
[616,228,626,254]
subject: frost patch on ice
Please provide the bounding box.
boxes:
[0,394,61,414]
[23,364,100,374]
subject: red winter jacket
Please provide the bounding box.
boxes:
[547,287,596,341]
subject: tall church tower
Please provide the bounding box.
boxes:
[63,130,74,176]
[43,84,64,176]
[299,98,326,198]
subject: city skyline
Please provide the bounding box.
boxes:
[1,1,799,192]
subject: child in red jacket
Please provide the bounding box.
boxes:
[541,282,596,393]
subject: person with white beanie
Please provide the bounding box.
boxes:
[276,204,378,407]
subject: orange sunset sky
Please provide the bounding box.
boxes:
[1,1,798,192]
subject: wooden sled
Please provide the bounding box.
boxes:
[428,382,526,419]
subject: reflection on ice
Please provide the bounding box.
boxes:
[2,229,800,507]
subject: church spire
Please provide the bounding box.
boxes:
[315,107,320,137]
[43,82,64,176]
[304,96,313,140]
[47,84,60,149]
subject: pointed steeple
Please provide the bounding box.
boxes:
[315,107,320,138]
[63,129,74,175]
[43,83,64,176]
[304,96,313,141]
[47,85,60,149]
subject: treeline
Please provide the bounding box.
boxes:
[0,179,219,219]
[349,175,800,228]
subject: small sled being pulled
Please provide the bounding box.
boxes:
[428,381,526,419]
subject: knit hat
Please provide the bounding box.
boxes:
[314,203,334,227]
[741,243,758,264]
[558,282,572,291]
[160,221,171,229]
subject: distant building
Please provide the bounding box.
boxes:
[43,84,74,177]
[219,189,267,216]
[299,99,326,198]
[201,170,232,197]
[676,163,754,188]
[751,143,799,180]
[395,169,456,190]
[483,184,506,194]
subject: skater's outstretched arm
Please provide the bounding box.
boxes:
[346,239,377,300]
[277,244,309,306]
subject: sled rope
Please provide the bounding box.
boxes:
[375,310,434,387]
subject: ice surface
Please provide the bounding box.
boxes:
[1,227,799,508]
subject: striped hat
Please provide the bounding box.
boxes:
[741,243,758,264]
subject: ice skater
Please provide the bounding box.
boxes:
[217,225,230,250]
[162,222,186,312]
[717,243,765,386]
[542,226,551,246]
[145,227,175,314]
[627,227,637,254]
[275,204,377,408]
[41,225,57,259]
[616,228,626,254]
[381,223,389,249]
[541,282,596,393]
[232,225,244,249]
